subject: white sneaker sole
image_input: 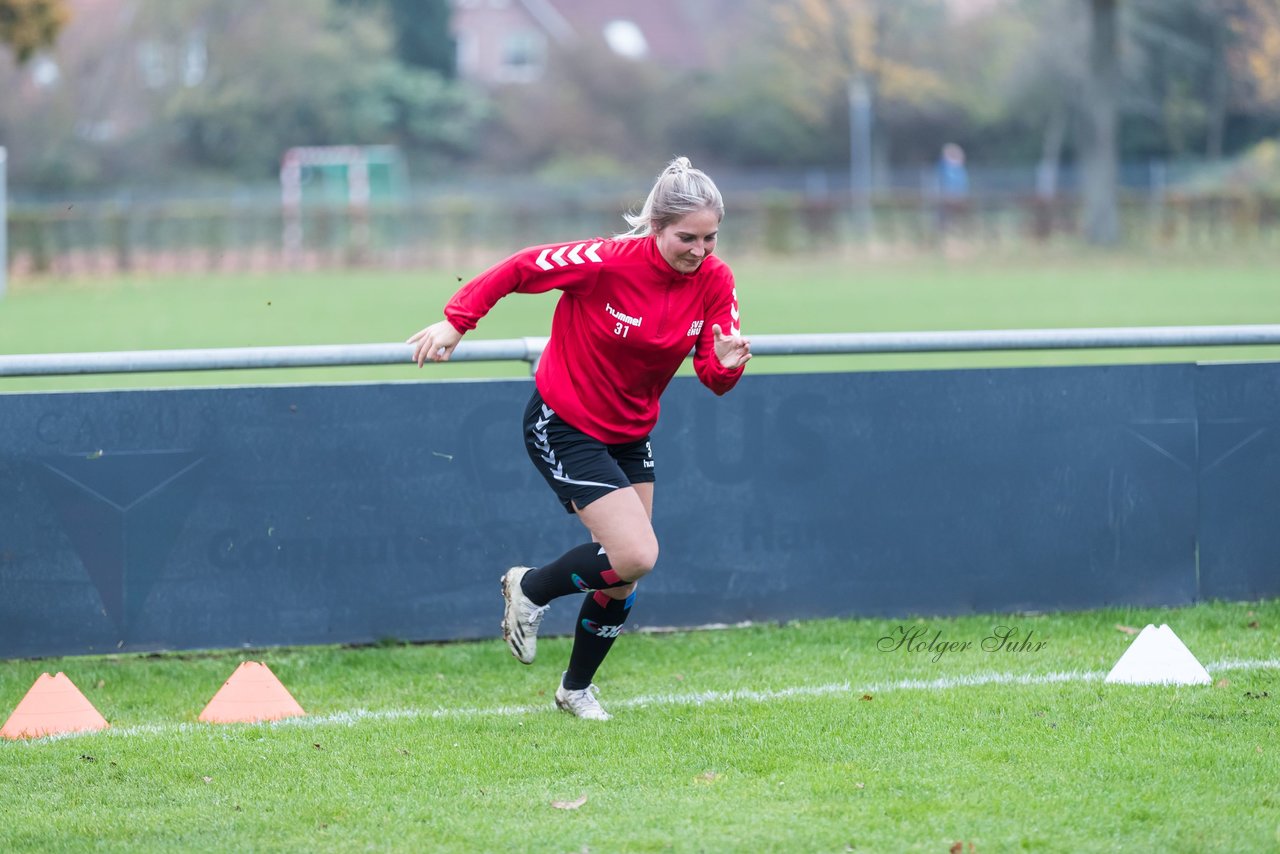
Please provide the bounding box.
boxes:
[501,566,536,664]
[554,685,612,721]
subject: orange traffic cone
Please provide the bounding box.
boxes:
[1,672,110,740]
[198,661,305,724]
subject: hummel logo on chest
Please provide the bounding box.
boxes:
[606,302,642,338]
[536,242,603,270]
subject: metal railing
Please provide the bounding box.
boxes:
[3,325,1280,378]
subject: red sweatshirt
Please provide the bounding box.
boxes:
[444,234,744,444]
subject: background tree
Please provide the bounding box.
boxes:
[340,0,454,77]
[481,42,674,177]
[1,0,484,189]
[651,2,846,170]
[1124,0,1270,161]
[0,0,69,63]
[1082,0,1120,245]
[385,0,453,76]
[5,0,1280,197]
[1222,0,1280,117]
[157,0,482,178]
[771,0,951,232]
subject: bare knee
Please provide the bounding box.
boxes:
[608,538,659,582]
[577,487,660,582]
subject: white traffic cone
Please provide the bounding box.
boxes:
[1105,624,1211,685]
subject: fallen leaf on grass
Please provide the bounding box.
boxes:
[855,782,865,789]
[694,771,719,784]
[1115,624,1140,635]
[551,795,588,810]
[860,694,873,701]
[202,776,212,784]
[1247,620,1260,629]
[313,743,323,750]
[79,755,96,763]
[1215,679,1231,688]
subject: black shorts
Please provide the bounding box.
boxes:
[523,389,655,514]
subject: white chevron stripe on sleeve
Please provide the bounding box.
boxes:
[535,248,554,271]
[551,245,569,266]
[585,242,603,262]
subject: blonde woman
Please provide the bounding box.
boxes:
[408,157,751,720]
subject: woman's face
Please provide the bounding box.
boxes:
[655,207,720,274]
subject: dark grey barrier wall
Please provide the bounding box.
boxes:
[0,363,1276,658]
[1196,362,1280,601]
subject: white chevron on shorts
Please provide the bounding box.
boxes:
[530,403,563,479]
[529,398,616,489]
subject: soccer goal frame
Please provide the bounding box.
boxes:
[279,145,408,256]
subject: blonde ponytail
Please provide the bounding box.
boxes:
[619,156,724,238]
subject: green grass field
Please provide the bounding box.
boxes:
[1,601,1276,852]
[2,250,1279,392]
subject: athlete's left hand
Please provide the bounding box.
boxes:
[712,323,752,370]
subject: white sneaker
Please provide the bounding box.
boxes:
[555,676,612,721]
[501,566,548,664]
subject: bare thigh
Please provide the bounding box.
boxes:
[573,483,656,600]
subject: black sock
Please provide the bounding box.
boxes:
[520,542,629,606]
[564,591,634,690]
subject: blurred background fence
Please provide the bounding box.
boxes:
[10,176,1280,277]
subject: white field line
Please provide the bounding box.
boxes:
[7,657,1278,746]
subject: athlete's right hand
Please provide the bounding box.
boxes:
[407,320,463,367]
